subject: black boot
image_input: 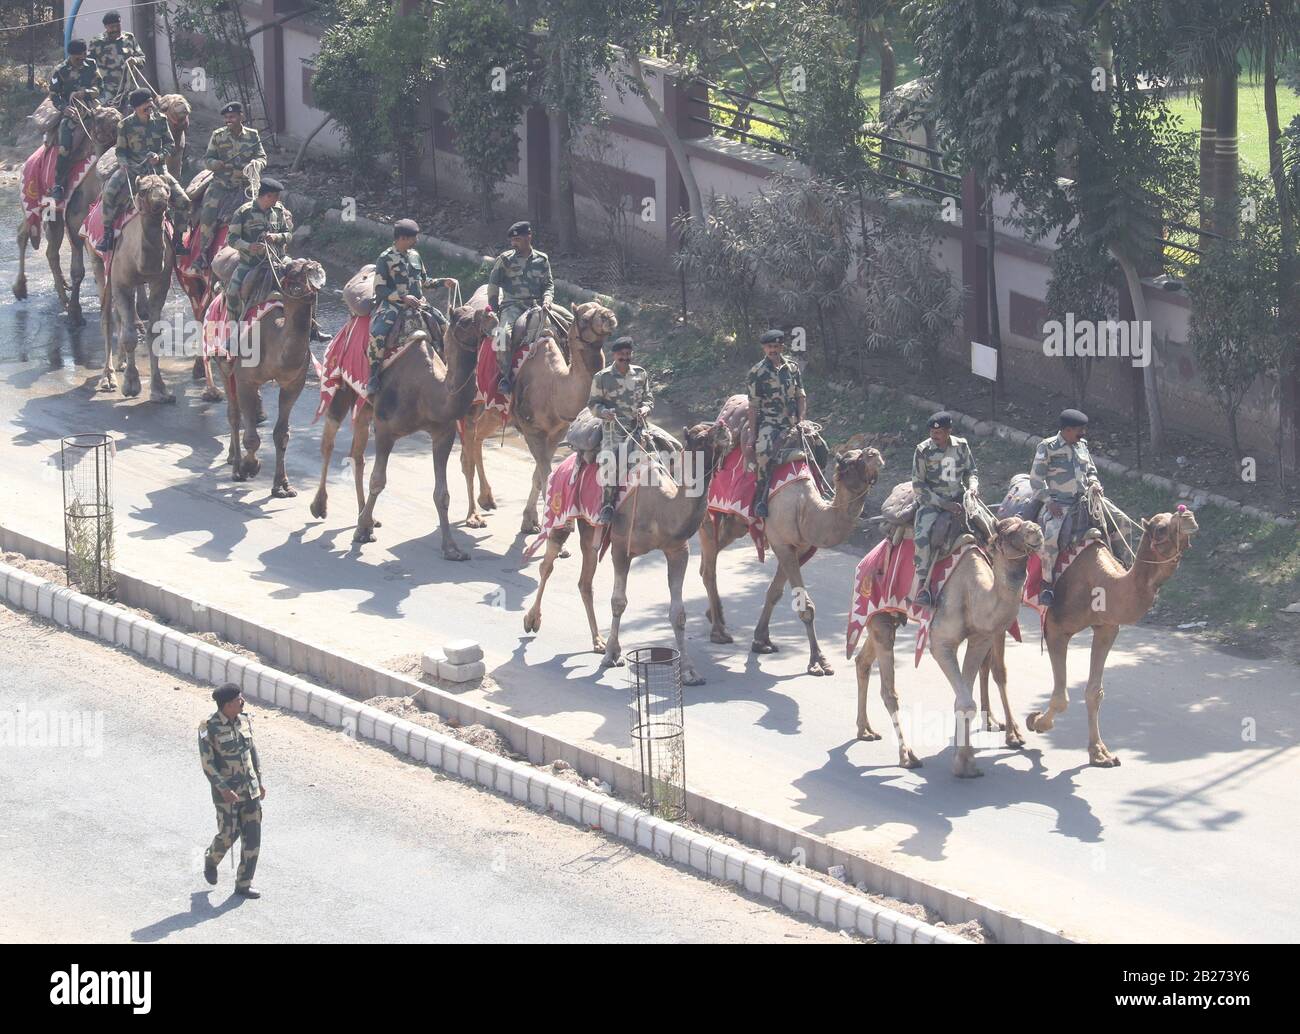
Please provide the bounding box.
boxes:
[753,474,771,519]
[96,227,115,253]
[204,858,218,885]
[366,358,383,397]
[52,154,70,201]
[1040,587,1055,606]
[172,224,187,253]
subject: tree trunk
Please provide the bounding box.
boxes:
[1199,72,1218,232]
[1112,244,1167,454]
[1214,67,1240,238]
[986,195,1005,390]
[878,33,896,107]
[550,108,579,254]
[626,53,704,224]
[1265,40,1298,486]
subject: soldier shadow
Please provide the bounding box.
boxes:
[131,890,246,942]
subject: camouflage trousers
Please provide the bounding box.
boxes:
[226,260,263,324]
[912,503,955,580]
[368,303,447,366]
[101,166,191,229]
[1039,505,1071,585]
[205,798,262,891]
[495,302,544,381]
[197,181,243,252]
[598,424,646,512]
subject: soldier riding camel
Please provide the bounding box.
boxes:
[88,10,146,113]
[96,88,189,254]
[588,335,655,524]
[745,328,806,518]
[194,101,266,272]
[909,411,980,609]
[224,176,293,328]
[487,220,555,394]
[48,40,102,202]
[1030,408,1104,606]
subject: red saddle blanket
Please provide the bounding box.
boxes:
[473,337,546,419]
[845,536,1023,667]
[201,292,283,359]
[315,314,372,422]
[1022,539,1096,615]
[80,198,171,281]
[706,446,816,563]
[175,223,228,312]
[523,451,664,559]
[21,144,94,232]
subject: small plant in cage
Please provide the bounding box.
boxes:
[64,501,115,597]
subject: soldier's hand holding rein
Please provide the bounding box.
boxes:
[220,787,238,804]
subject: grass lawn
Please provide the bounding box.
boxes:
[1166,77,1300,174]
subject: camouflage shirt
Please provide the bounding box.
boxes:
[48,58,102,105]
[747,355,805,428]
[87,30,144,100]
[589,363,654,428]
[228,199,293,263]
[203,125,266,189]
[1029,432,1099,504]
[487,247,554,310]
[377,245,438,305]
[912,435,979,506]
[198,710,262,805]
[114,110,173,174]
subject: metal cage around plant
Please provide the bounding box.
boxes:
[60,433,115,599]
[628,646,687,821]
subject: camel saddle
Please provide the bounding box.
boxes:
[876,480,980,561]
[506,302,575,360]
[563,406,680,464]
[997,473,1113,559]
[32,98,63,149]
[341,264,443,354]
[184,168,246,230]
[210,245,280,314]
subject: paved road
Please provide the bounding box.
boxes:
[0,605,848,943]
[2,178,1298,942]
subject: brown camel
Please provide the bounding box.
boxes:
[981,507,1200,768]
[700,445,884,676]
[854,515,1043,777]
[87,174,179,401]
[155,93,191,182]
[12,103,120,325]
[524,421,733,685]
[217,257,326,494]
[459,294,618,533]
[311,302,498,535]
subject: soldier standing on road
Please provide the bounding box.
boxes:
[194,101,266,271]
[224,177,293,326]
[46,40,102,202]
[87,10,146,112]
[589,336,654,523]
[1030,408,1103,606]
[745,329,806,519]
[96,88,190,253]
[909,411,979,609]
[486,221,554,394]
[198,684,265,898]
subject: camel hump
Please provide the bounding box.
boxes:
[186,168,212,202]
[879,481,917,527]
[344,264,378,317]
[210,246,240,286]
[565,407,604,455]
[996,472,1037,520]
[31,97,61,135]
[717,394,751,450]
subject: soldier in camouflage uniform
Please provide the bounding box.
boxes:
[198,684,266,898]
[486,221,554,393]
[367,218,455,395]
[225,177,293,325]
[745,328,806,518]
[910,411,980,609]
[87,11,146,112]
[46,40,102,201]
[96,89,189,253]
[1029,408,1103,606]
[589,336,654,523]
[194,101,266,271]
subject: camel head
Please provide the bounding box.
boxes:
[991,515,1044,560]
[1140,506,1199,561]
[831,446,885,499]
[133,174,173,220]
[278,257,327,300]
[90,104,122,151]
[685,420,733,461]
[155,93,191,136]
[570,300,618,366]
[449,301,499,352]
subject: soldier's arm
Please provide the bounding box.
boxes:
[85,64,102,102]
[540,256,554,305]
[250,739,263,782]
[963,441,979,494]
[230,211,258,259]
[249,131,266,166]
[911,445,937,507]
[486,257,504,309]
[157,124,174,162]
[640,370,654,414]
[1028,442,1050,502]
[265,208,293,246]
[795,367,807,421]
[587,372,612,416]
[113,122,132,165]
[381,253,405,303]
[203,130,224,173]
[48,69,66,103]
[198,727,233,793]
[1082,446,1099,488]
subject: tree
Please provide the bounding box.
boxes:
[673,197,763,342]
[1044,232,1119,407]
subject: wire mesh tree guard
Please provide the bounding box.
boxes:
[60,433,115,599]
[627,646,687,821]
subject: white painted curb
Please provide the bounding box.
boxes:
[1,560,968,944]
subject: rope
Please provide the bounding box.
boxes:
[243,159,266,203]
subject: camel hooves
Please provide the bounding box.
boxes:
[710,630,734,644]
[150,391,176,405]
[807,660,834,677]
[478,497,496,511]
[1090,752,1122,768]
[592,638,606,653]
[1025,711,1047,733]
[682,673,706,686]
[856,729,881,742]
[443,550,469,562]
[191,359,206,381]
[201,387,224,403]
[600,655,625,669]
[272,484,297,499]
[522,613,539,634]
[13,280,27,300]
[97,377,115,393]
[353,529,377,544]
[465,515,487,529]
[309,498,326,519]
[900,753,923,769]
[751,641,778,654]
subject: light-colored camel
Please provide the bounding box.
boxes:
[459,297,618,533]
[854,515,1044,777]
[217,257,326,494]
[700,446,885,677]
[524,421,733,685]
[155,93,191,183]
[311,301,499,529]
[982,507,1199,768]
[12,103,120,325]
[87,174,179,401]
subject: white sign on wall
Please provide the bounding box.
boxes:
[971,341,998,381]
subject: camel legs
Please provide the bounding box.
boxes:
[144,278,174,403]
[600,544,633,669]
[1027,619,1073,735]
[520,430,559,535]
[66,227,89,327]
[980,633,1024,748]
[95,261,117,393]
[45,217,70,312]
[1086,624,1121,767]
[855,613,920,767]
[354,426,394,543]
[310,389,362,519]
[14,222,31,300]
[665,542,704,686]
[111,283,144,398]
[576,522,604,650]
[750,562,790,655]
[698,515,744,644]
[460,408,499,528]
[431,428,468,561]
[270,370,307,498]
[231,374,263,481]
[931,634,992,778]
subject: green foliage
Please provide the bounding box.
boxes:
[784,14,874,184]
[674,196,764,342]
[1044,231,1119,406]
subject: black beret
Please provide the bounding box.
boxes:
[128,88,152,108]
[928,411,953,429]
[67,39,87,55]
[508,220,531,237]
[1059,408,1089,428]
[394,218,420,237]
[760,329,785,344]
[257,176,284,196]
[212,684,241,706]
[610,336,634,352]
[103,11,122,24]
[221,101,243,115]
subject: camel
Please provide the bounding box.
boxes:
[459,297,618,533]
[217,257,326,495]
[87,173,179,400]
[155,93,191,182]
[981,507,1200,768]
[12,102,120,325]
[700,445,885,676]
[854,515,1044,777]
[524,421,733,685]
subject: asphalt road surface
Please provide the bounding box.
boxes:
[2,177,1298,943]
[0,605,849,943]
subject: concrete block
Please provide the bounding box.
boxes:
[174,637,197,676]
[562,787,584,822]
[837,896,858,932]
[161,630,182,669]
[597,800,623,834]
[669,829,691,865]
[371,712,396,746]
[21,576,39,611]
[36,581,55,618]
[617,807,638,843]
[50,588,70,626]
[420,648,445,676]
[436,658,485,682]
[780,874,801,912]
[146,624,166,662]
[510,769,531,803]
[443,639,483,665]
[81,599,106,637]
[741,857,765,895]
[388,718,413,754]
[580,794,602,827]
[688,836,710,873]
[66,594,86,629]
[130,620,148,656]
[872,909,897,943]
[817,888,842,926]
[113,613,136,649]
[652,822,673,858]
[356,706,378,742]
[274,675,294,709]
[494,760,514,794]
